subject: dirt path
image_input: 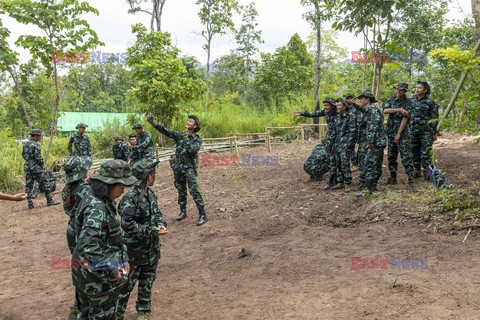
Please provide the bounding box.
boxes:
[0,133,479,320]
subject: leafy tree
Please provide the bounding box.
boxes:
[196,0,240,109]
[127,24,205,125]
[235,2,263,101]
[1,0,103,162]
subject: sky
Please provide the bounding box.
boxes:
[1,0,474,65]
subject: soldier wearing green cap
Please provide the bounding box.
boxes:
[68,123,92,157]
[112,136,129,162]
[130,124,155,166]
[294,97,338,189]
[61,155,93,320]
[72,159,136,320]
[383,82,415,186]
[356,91,386,196]
[330,98,357,191]
[22,129,60,209]
[411,80,439,179]
[147,114,207,226]
[116,160,168,320]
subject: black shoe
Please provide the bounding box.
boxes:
[413,170,421,179]
[176,206,187,221]
[196,208,207,226]
[28,200,34,210]
[386,177,397,185]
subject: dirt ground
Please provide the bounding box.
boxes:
[1,133,479,320]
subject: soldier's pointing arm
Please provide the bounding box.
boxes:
[151,121,181,141]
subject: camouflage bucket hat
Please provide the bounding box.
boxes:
[322,96,336,106]
[344,93,356,100]
[188,115,201,133]
[132,123,144,130]
[89,160,137,186]
[30,129,42,136]
[76,123,88,129]
[357,91,378,103]
[394,82,409,91]
[336,98,349,107]
[64,156,93,184]
[131,160,160,180]
[113,135,124,141]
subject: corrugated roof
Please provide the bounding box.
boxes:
[57,112,139,132]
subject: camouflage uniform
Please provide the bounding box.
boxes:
[117,160,166,317]
[61,156,93,319]
[72,160,136,320]
[68,134,92,157]
[130,125,155,165]
[356,92,386,192]
[150,119,206,219]
[383,86,415,180]
[345,93,362,166]
[22,129,59,207]
[411,90,439,175]
[112,137,129,162]
[332,105,357,185]
[300,97,338,186]
[303,144,329,180]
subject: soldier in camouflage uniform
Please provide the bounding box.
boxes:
[303,142,329,181]
[330,99,357,192]
[383,82,415,186]
[345,93,362,168]
[294,97,338,190]
[72,160,136,320]
[68,123,92,157]
[62,155,93,320]
[117,160,168,320]
[355,92,386,196]
[130,124,155,166]
[147,115,207,226]
[112,136,129,162]
[411,81,439,179]
[22,129,60,209]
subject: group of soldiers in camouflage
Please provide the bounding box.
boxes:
[297,80,439,196]
[21,116,206,319]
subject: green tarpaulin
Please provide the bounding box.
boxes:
[57,112,139,132]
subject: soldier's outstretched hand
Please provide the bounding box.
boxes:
[293,109,302,117]
[158,225,169,236]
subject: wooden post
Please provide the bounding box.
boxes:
[229,137,233,154]
[300,125,305,143]
[155,144,159,161]
[233,136,238,158]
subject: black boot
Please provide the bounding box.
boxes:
[413,168,421,178]
[196,207,207,226]
[46,194,60,206]
[386,172,397,185]
[176,206,187,221]
[28,199,34,210]
[407,174,415,189]
[369,180,378,193]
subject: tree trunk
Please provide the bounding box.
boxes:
[362,27,368,91]
[313,18,321,133]
[205,38,212,112]
[9,67,32,132]
[408,50,413,90]
[44,62,60,165]
[473,0,480,47]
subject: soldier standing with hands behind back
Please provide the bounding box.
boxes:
[22,129,60,209]
[147,114,207,226]
[68,123,92,157]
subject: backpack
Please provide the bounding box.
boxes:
[40,170,57,194]
[428,164,446,189]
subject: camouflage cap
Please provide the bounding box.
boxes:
[188,115,201,133]
[76,123,88,129]
[357,91,378,103]
[64,156,93,184]
[89,159,137,186]
[344,93,356,100]
[113,135,124,141]
[131,160,160,180]
[132,124,144,130]
[394,82,409,91]
[336,98,349,107]
[322,96,337,106]
[30,129,42,136]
